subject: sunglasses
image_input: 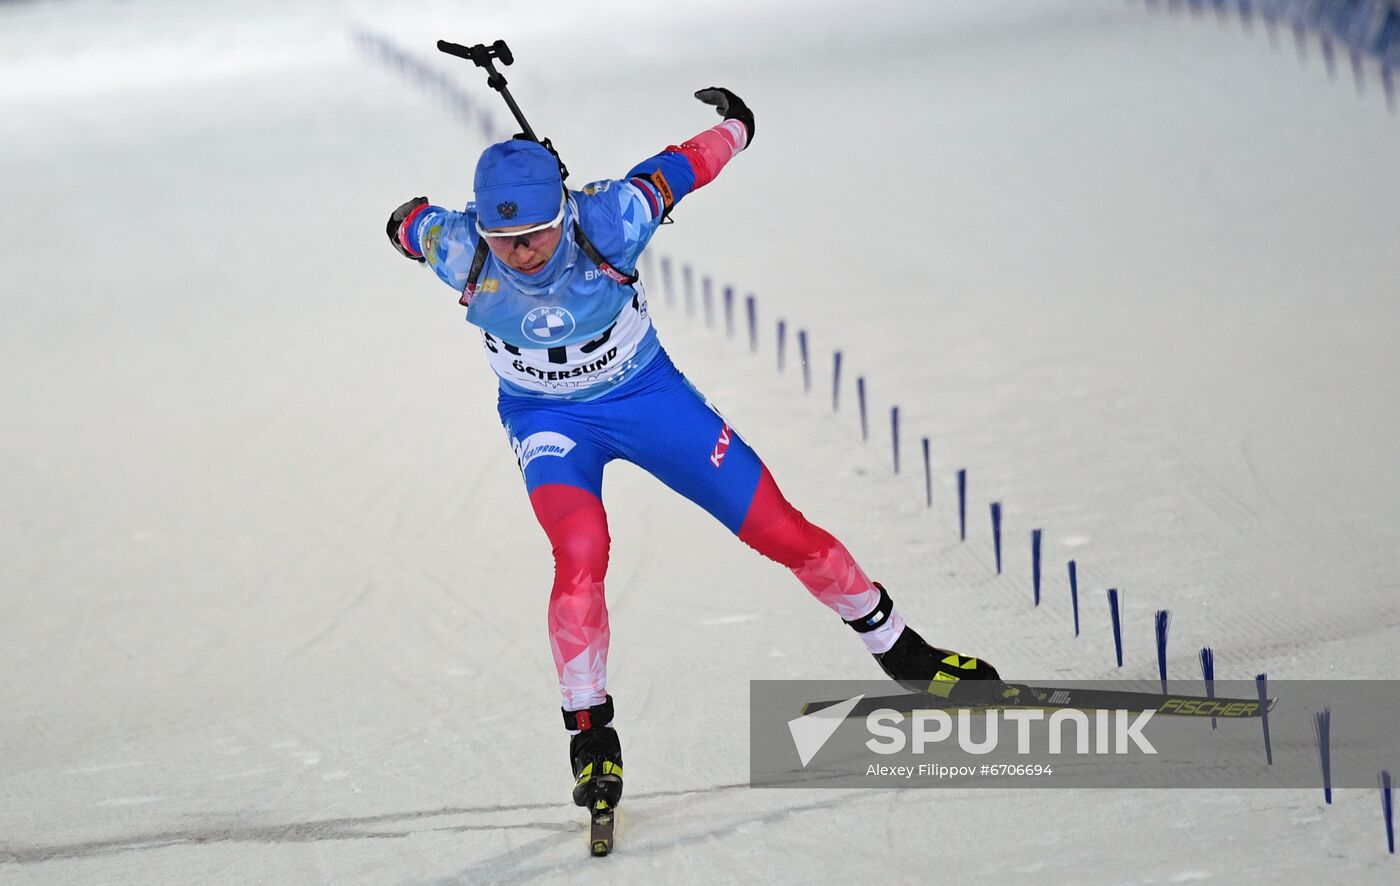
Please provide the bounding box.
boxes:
[476,194,566,251]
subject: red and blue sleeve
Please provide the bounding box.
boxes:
[624,118,749,220]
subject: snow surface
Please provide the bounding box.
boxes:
[2,0,1398,883]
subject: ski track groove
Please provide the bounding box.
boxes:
[0,782,761,867]
[417,793,856,885]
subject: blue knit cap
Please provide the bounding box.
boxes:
[473,140,563,229]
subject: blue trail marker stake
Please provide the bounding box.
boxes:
[660,256,674,306]
[856,377,868,442]
[1108,589,1123,667]
[1257,673,1274,765]
[832,351,843,411]
[702,276,714,327]
[957,469,967,541]
[1382,770,1395,854]
[723,286,734,338]
[1154,610,1171,693]
[745,295,757,353]
[797,330,811,393]
[1199,646,1217,730]
[890,407,900,474]
[776,320,787,371]
[1314,708,1333,804]
[682,264,694,316]
[1031,529,1042,606]
[990,503,1003,574]
[921,438,931,508]
[1068,560,1080,636]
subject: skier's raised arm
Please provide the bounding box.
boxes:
[621,87,754,225]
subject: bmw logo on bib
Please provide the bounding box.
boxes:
[521,306,576,344]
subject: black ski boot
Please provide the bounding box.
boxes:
[564,696,623,810]
[852,583,1025,704]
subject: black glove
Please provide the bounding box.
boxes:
[694,87,754,146]
[386,196,429,262]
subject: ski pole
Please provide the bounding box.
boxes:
[436,38,569,180]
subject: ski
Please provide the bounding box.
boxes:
[801,685,1277,720]
[589,799,616,857]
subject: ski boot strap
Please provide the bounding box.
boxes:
[844,583,894,634]
[562,695,614,732]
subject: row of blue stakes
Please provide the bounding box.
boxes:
[638,248,1396,855]
[354,24,1394,855]
[1139,0,1400,114]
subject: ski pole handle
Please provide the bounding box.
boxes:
[436,37,567,179]
[436,39,513,67]
[436,38,539,143]
[437,39,511,93]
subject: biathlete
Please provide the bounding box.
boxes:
[386,87,1014,811]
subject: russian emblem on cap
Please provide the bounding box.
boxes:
[497,201,518,220]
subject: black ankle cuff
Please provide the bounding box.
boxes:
[562,695,614,731]
[844,582,894,634]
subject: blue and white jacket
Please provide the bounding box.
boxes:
[402,118,748,401]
